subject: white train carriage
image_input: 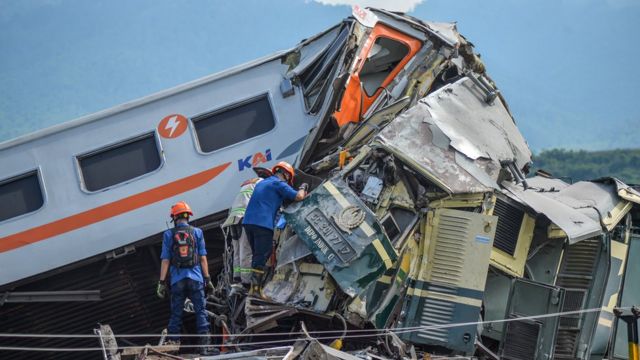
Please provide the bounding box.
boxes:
[0,6,452,291]
[0,30,341,287]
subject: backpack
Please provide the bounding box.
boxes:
[171,226,198,268]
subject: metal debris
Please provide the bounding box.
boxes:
[201,7,639,360]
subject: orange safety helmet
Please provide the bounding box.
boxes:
[170,201,193,218]
[272,161,295,185]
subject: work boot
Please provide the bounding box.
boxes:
[199,334,219,356]
[249,268,265,297]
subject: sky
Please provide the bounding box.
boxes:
[0,0,639,151]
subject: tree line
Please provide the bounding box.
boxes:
[530,148,640,184]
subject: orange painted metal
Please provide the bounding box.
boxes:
[334,24,422,127]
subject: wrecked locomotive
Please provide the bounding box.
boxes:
[210,7,640,360]
[1,6,638,360]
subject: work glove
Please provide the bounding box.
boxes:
[299,183,309,192]
[204,276,215,296]
[156,280,167,299]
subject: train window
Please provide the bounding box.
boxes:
[193,95,275,153]
[360,37,409,96]
[78,133,161,191]
[0,170,44,222]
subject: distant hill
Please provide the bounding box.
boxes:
[1,0,639,150]
[530,148,640,184]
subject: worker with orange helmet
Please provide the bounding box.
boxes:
[156,201,216,355]
[242,161,308,295]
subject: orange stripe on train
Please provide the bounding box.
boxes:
[0,162,231,253]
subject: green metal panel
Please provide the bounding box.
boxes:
[283,178,397,297]
[613,233,640,359]
[526,230,565,286]
[482,271,512,341]
[369,248,412,328]
[554,237,609,359]
[590,239,627,359]
[354,261,408,329]
[500,278,565,360]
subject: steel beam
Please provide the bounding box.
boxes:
[1,290,101,303]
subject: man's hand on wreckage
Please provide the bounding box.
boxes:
[204,276,215,296]
[156,280,167,299]
[299,183,309,193]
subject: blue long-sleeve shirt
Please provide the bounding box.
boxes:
[242,176,298,230]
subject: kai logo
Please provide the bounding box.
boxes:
[238,149,272,171]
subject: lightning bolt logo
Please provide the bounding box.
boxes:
[165,115,180,137]
[158,114,188,139]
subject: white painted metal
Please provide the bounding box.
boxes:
[0,46,323,286]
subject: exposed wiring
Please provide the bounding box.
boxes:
[0,306,631,353]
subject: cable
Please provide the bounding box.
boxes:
[0,306,632,353]
[0,305,631,341]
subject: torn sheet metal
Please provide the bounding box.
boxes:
[423,21,460,47]
[352,5,378,28]
[371,8,453,46]
[369,8,430,43]
[593,177,640,205]
[276,235,312,268]
[301,340,362,360]
[243,297,335,334]
[287,23,348,79]
[374,76,530,194]
[550,181,623,224]
[263,262,336,312]
[526,176,570,192]
[284,178,397,297]
[502,182,602,244]
[503,176,634,243]
[419,77,530,165]
[375,106,490,193]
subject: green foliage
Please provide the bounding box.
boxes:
[531,148,640,184]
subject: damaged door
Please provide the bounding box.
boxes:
[283,178,398,297]
[500,278,565,360]
[590,237,628,358]
[612,232,640,359]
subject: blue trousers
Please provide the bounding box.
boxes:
[168,278,209,340]
[243,224,274,269]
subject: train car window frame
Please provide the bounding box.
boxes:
[359,36,410,97]
[76,132,164,193]
[0,168,46,223]
[191,93,278,155]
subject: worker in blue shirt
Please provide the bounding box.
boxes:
[242,161,307,295]
[156,201,215,355]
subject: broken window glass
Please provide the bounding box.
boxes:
[360,37,409,96]
[390,207,416,234]
[381,214,400,241]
